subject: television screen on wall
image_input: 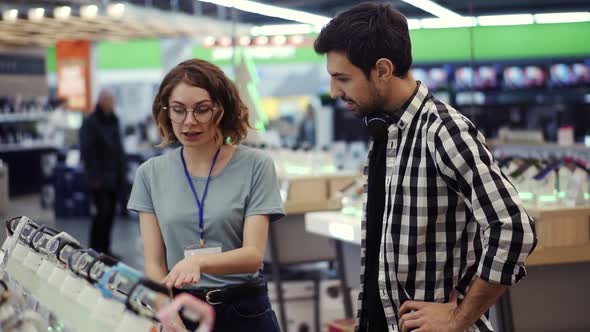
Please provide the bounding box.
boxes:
[411,67,449,91]
[503,65,547,89]
[454,65,499,90]
[550,62,590,86]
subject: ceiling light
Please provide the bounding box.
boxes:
[254,36,269,46]
[197,0,330,26]
[2,9,18,22]
[218,36,232,47]
[271,35,287,45]
[288,35,304,45]
[402,0,463,19]
[421,16,476,29]
[107,3,126,19]
[534,12,590,24]
[238,36,251,46]
[478,14,534,26]
[251,23,313,36]
[81,5,98,19]
[407,19,421,30]
[54,6,71,20]
[203,36,216,47]
[28,8,45,21]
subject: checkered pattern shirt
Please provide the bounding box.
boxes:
[357,82,537,332]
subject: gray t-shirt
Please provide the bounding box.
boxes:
[127,145,285,289]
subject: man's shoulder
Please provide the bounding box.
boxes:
[425,98,472,133]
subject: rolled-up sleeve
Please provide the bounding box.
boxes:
[434,115,537,285]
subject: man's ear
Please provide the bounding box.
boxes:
[375,58,395,81]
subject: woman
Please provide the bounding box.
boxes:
[127,59,285,331]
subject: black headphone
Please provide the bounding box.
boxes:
[364,113,394,142]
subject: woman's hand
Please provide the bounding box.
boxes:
[162,255,202,289]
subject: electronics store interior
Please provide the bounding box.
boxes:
[0,0,589,331]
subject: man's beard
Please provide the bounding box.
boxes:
[350,85,385,118]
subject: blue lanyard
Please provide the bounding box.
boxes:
[180,147,221,247]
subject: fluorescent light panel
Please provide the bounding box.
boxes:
[421,16,476,28]
[251,23,314,36]
[534,12,590,24]
[478,14,534,26]
[402,0,463,19]
[197,0,330,26]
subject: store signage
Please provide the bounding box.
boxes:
[0,54,45,75]
[56,40,92,112]
[211,46,296,61]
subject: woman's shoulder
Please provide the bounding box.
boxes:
[235,145,274,166]
[137,147,181,175]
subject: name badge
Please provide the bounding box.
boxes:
[184,241,222,258]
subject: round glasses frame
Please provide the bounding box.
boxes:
[164,105,216,124]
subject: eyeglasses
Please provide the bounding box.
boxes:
[165,104,216,124]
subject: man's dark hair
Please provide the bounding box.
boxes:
[314,2,412,78]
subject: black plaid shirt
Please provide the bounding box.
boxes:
[357,82,537,332]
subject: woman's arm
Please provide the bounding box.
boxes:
[139,212,169,281]
[201,214,269,274]
[163,215,269,288]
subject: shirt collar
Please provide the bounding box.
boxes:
[389,81,430,130]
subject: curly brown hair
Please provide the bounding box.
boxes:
[152,59,251,146]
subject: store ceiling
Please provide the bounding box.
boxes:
[0,0,588,46]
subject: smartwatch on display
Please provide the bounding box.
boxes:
[6,217,39,243]
[43,232,80,263]
[28,225,59,253]
[98,263,142,301]
[67,249,99,279]
[1,216,36,267]
[86,254,119,284]
[126,278,171,320]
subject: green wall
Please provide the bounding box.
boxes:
[46,22,590,72]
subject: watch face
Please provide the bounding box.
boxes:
[69,250,97,275]
[47,238,60,255]
[20,225,35,239]
[89,261,106,281]
[58,244,77,264]
[32,232,47,249]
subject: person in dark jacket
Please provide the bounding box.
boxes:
[79,90,126,255]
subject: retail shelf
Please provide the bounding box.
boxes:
[285,199,342,215]
[489,141,590,152]
[0,111,53,123]
[527,244,590,266]
[0,143,59,152]
[5,260,114,332]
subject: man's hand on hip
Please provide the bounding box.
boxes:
[399,292,465,332]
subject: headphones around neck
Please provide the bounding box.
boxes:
[364,113,394,142]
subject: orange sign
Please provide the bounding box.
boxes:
[56,40,92,113]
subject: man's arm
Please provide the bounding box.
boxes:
[452,278,506,330]
[399,278,506,332]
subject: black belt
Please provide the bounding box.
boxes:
[175,282,267,305]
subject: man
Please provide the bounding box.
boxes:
[314,3,537,332]
[80,90,126,256]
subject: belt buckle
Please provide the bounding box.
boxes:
[205,289,223,305]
